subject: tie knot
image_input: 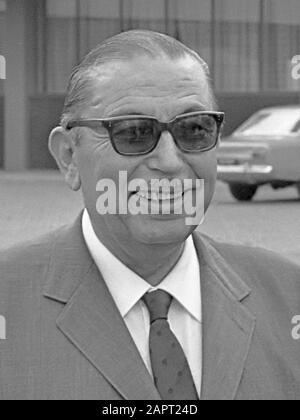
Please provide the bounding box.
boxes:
[143,289,173,324]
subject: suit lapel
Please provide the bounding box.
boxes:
[56,263,161,400]
[193,234,256,400]
[43,213,256,401]
[43,214,160,400]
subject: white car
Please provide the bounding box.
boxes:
[217,105,300,201]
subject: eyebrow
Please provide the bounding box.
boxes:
[181,104,208,114]
[107,110,144,118]
[107,104,208,119]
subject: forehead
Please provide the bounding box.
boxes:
[86,55,212,118]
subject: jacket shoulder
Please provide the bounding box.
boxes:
[200,233,300,306]
[205,234,300,273]
[0,230,57,267]
[0,227,64,296]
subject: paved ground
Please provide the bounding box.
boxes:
[1,170,300,264]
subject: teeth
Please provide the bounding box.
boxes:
[136,191,147,199]
[160,191,182,200]
[136,190,183,201]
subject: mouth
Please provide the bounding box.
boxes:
[125,180,203,220]
[134,189,185,202]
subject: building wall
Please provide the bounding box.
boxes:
[0,1,5,167]
[0,1,5,98]
[1,0,300,169]
[29,96,64,169]
[44,0,300,94]
[0,96,3,167]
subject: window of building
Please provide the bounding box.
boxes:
[44,0,300,94]
[214,0,260,92]
[46,0,121,93]
[263,0,300,91]
[45,0,212,93]
[168,0,212,71]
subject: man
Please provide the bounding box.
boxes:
[1,30,300,400]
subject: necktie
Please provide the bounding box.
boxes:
[143,289,198,400]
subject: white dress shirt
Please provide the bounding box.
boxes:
[82,209,202,397]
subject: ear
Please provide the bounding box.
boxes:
[48,127,81,191]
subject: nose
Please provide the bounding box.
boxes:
[146,130,185,174]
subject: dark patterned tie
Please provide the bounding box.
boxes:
[143,289,199,400]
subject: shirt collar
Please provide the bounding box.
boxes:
[82,209,201,322]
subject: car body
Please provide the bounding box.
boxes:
[217,105,300,201]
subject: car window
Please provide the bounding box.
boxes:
[237,109,300,136]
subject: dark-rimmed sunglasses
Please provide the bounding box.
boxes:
[66,111,225,156]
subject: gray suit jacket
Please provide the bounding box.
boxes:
[0,213,300,400]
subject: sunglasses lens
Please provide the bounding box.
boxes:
[173,114,218,151]
[109,113,221,155]
[111,119,157,155]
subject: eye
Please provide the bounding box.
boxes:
[138,125,154,136]
[184,117,217,137]
[113,120,154,141]
[176,121,207,137]
[189,123,206,135]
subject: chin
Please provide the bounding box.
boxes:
[127,215,196,245]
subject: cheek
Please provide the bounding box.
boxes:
[77,153,101,189]
[189,151,217,183]
[78,141,113,179]
[188,152,217,208]
[77,145,140,197]
[75,146,107,203]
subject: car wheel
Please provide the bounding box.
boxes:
[229,183,258,201]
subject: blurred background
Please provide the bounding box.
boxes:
[1,0,300,262]
[1,0,300,170]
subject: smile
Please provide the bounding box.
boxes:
[135,190,185,202]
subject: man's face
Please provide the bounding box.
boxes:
[75,55,218,245]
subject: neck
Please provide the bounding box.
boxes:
[122,242,185,286]
[89,218,186,287]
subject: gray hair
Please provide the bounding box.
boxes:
[60,30,216,130]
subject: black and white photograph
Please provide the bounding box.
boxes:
[1,0,300,402]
